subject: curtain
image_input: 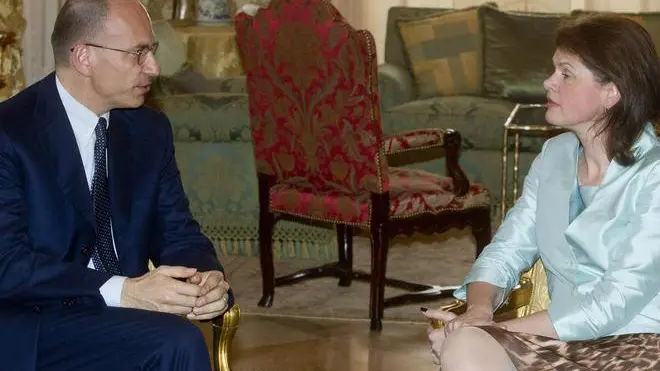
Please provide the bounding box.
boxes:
[22,0,61,86]
[331,0,368,29]
[332,0,407,63]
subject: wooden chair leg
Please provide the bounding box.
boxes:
[369,220,389,331]
[471,208,492,258]
[336,224,354,287]
[369,192,390,331]
[212,305,241,371]
[257,174,276,307]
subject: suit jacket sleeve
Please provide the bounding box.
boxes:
[0,129,110,305]
[548,162,660,340]
[150,113,223,274]
[453,142,546,307]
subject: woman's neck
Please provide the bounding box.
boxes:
[576,130,610,186]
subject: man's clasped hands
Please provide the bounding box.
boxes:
[121,266,231,320]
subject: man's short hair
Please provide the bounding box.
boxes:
[51,0,109,67]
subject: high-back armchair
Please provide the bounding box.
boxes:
[239,0,387,203]
[235,0,492,331]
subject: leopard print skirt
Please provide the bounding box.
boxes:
[480,326,660,370]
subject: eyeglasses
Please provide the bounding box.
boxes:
[71,42,160,65]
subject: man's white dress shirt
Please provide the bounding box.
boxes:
[56,76,126,307]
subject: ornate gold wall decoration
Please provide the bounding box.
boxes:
[0,0,25,100]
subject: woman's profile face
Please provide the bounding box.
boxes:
[542,49,617,131]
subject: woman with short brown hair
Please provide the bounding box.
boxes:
[426,14,660,370]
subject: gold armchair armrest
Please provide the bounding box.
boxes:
[213,304,240,371]
[430,277,533,329]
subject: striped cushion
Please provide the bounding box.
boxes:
[398,7,483,99]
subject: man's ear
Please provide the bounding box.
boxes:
[602,82,621,110]
[69,44,94,77]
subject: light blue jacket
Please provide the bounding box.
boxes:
[454,124,660,341]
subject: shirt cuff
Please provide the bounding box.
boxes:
[99,276,127,307]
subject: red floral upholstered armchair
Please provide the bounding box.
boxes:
[235,0,492,331]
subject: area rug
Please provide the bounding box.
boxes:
[223,229,478,324]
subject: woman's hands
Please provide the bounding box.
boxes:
[423,305,495,364]
[430,305,495,333]
[423,282,503,364]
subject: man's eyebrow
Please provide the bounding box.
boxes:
[132,41,158,50]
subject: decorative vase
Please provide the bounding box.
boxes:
[195,0,230,22]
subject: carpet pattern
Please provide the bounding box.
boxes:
[223,229,477,324]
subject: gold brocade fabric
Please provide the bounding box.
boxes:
[0,0,25,100]
[517,260,551,317]
[170,20,243,78]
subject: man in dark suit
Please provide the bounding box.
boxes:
[0,0,231,370]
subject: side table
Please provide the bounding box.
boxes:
[500,103,564,219]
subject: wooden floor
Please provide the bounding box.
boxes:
[199,314,438,371]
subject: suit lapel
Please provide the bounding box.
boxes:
[536,134,578,275]
[107,110,133,259]
[566,124,658,229]
[35,73,94,227]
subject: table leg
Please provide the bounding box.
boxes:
[513,132,521,202]
[172,0,191,20]
[500,128,509,220]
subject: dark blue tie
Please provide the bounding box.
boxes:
[91,117,122,275]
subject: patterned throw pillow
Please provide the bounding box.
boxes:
[398,7,484,99]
